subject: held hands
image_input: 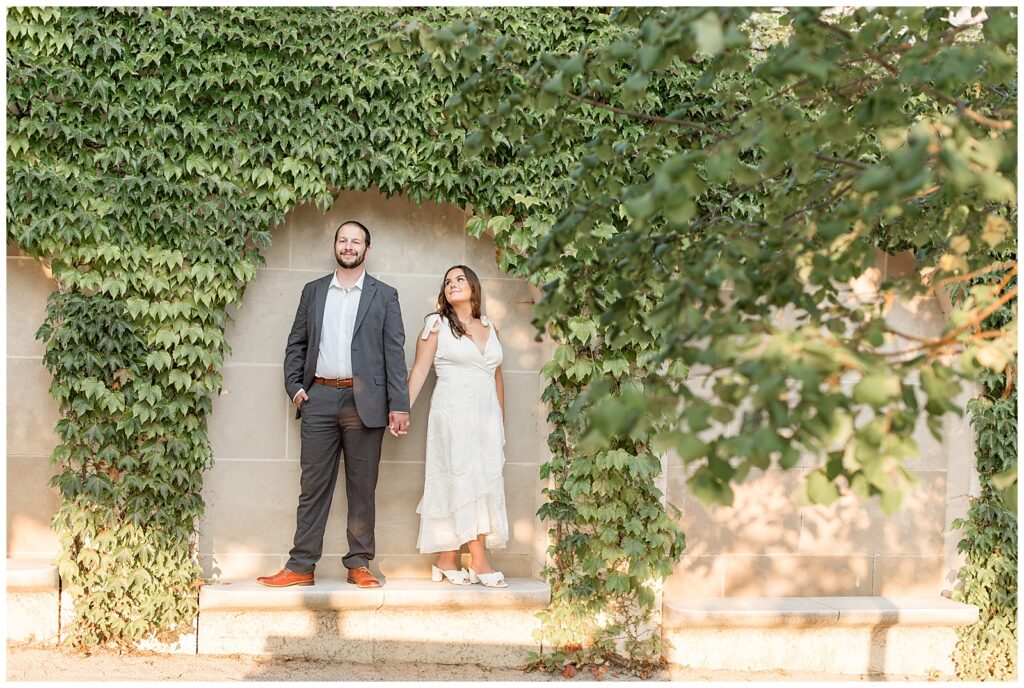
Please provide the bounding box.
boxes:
[388,411,409,437]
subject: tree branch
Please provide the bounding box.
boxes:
[561,89,726,138]
[814,153,869,170]
[937,260,1016,286]
[924,86,1015,130]
[946,285,1018,339]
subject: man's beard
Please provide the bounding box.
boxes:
[336,251,365,269]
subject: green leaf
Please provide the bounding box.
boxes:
[852,374,901,408]
[691,12,724,55]
[806,470,840,506]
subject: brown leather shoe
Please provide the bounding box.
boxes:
[346,566,380,588]
[256,568,314,587]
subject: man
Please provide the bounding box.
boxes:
[258,220,410,589]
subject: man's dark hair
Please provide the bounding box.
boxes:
[335,220,371,246]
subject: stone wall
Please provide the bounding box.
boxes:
[6,190,975,595]
[664,252,978,598]
[6,248,61,561]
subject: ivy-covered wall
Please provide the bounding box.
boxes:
[7,236,978,595]
[7,5,1014,672]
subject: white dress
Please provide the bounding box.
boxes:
[416,314,509,553]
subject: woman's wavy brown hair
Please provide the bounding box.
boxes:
[431,264,482,339]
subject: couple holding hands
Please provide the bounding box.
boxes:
[257,220,509,590]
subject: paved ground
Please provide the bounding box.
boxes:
[6,643,945,682]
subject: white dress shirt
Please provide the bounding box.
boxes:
[315,270,364,380]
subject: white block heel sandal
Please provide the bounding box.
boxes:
[431,565,471,585]
[468,567,508,588]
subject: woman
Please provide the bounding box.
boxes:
[407,265,509,587]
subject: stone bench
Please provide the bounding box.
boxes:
[663,596,979,676]
[6,558,60,645]
[198,577,550,666]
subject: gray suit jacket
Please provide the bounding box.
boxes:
[284,272,410,427]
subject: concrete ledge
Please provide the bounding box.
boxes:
[663,596,979,676]
[197,578,549,666]
[200,579,384,611]
[7,559,60,645]
[6,558,59,591]
[663,596,979,629]
[200,577,550,611]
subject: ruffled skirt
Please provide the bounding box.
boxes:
[416,375,508,552]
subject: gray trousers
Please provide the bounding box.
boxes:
[287,384,385,573]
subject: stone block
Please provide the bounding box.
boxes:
[6,455,61,556]
[6,256,54,357]
[662,595,976,675]
[498,463,541,556]
[942,386,979,590]
[664,625,959,675]
[374,459,428,555]
[668,467,801,556]
[7,559,60,644]
[812,595,977,627]
[383,272,447,359]
[906,409,949,469]
[798,470,947,557]
[6,592,59,644]
[479,279,542,372]
[280,202,347,274]
[289,191,469,277]
[6,558,59,590]
[872,556,943,596]
[135,629,198,655]
[373,553,439,579]
[373,607,540,666]
[200,552,286,581]
[198,608,376,662]
[665,555,726,598]
[200,459,302,555]
[501,371,542,465]
[260,213,293,270]
[664,596,839,627]
[464,233,506,280]
[200,578,384,611]
[208,365,289,460]
[224,269,312,366]
[723,555,873,597]
[197,577,547,666]
[473,553,535,579]
[6,358,60,457]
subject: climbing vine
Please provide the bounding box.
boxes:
[951,245,1017,680]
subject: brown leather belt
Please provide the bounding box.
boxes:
[313,377,353,388]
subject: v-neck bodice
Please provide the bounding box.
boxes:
[421,314,503,379]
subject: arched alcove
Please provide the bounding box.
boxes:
[199,189,554,581]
